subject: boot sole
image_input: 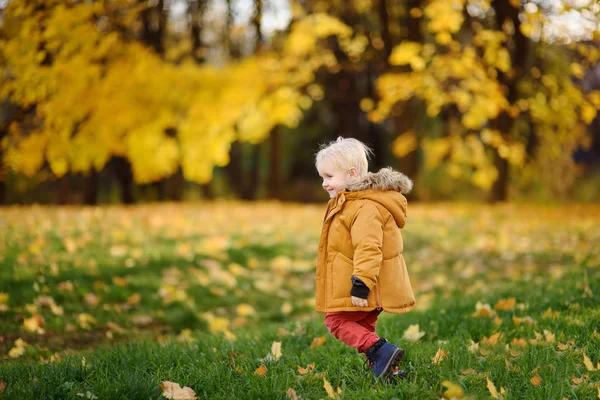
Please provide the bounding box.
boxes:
[380,348,405,379]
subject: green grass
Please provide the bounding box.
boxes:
[0,203,599,399]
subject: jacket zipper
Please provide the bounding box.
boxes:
[374,285,382,310]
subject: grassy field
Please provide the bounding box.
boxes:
[0,202,599,399]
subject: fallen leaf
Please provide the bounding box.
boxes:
[487,377,499,399]
[432,348,448,365]
[530,375,542,386]
[473,302,496,318]
[271,341,282,361]
[442,380,464,399]
[571,375,588,385]
[584,353,597,371]
[461,368,476,375]
[298,363,315,375]
[402,324,426,341]
[112,276,128,287]
[482,332,502,346]
[0,381,5,390]
[468,340,479,353]
[127,293,141,306]
[160,381,197,400]
[310,336,326,349]
[494,297,516,311]
[255,365,267,377]
[323,377,339,399]
[286,388,299,400]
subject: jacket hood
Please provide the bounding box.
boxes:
[344,167,413,228]
[346,167,413,194]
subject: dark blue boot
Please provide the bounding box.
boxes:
[365,338,405,379]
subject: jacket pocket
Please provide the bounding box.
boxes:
[331,252,353,299]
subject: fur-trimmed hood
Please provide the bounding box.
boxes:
[347,167,413,194]
[340,167,413,228]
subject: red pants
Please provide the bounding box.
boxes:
[324,309,382,353]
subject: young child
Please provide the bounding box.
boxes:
[314,137,416,380]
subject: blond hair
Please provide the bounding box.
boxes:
[315,137,373,177]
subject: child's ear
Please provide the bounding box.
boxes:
[349,167,358,178]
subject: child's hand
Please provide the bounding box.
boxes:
[351,296,368,307]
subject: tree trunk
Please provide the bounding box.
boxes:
[491,152,509,201]
[56,175,72,205]
[140,0,166,54]
[113,157,135,204]
[252,0,263,52]
[389,0,423,197]
[241,145,261,200]
[189,0,207,63]
[83,169,98,205]
[225,142,245,197]
[267,127,283,199]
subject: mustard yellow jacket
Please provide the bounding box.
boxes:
[315,168,416,313]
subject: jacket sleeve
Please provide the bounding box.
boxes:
[350,202,384,293]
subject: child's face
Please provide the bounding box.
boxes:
[317,158,355,199]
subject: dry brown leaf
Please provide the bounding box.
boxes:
[0,381,5,390]
[298,363,315,375]
[286,388,299,400]
[310,336,326,349]
[323,377,340,399]
[557,342,570,351]
[482,332,502,346]
[160,381,197,400]
[112,277,128,287]
[494,297,516,311]
[468,340,479,353]
[486,377,499,399]
[255,365,268,377]
[583,353,597,371]
[530,375,542,387]
[432,348,448,365]
[461,368,476,375]
[127,293,141,305]
[571,374,588,385]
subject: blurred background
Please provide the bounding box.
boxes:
[0,0,599,205]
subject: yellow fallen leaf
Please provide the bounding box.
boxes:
[530,375,542,386]
[571,374,588,385]
[442,380,464,399]
[127,293,141,306]
[473,302,496,318]
[487,377,499,399]
[310,336,326,349]
[494,297,516,311]
[584,353,597,371]
[298,363,316,375]
[323,377,341,399]
[402,324,426,341]
[432,348,448,365]
[482,332,503,346]
[8,338,27,358]
[286,388,299,400]
[160,381,197,400]
[255,365,267,377]
[112,276,128,287]
[23,314,44,333]
[271,341,282,361]
[77,313,96,330]
[468,340,479,353]
[236,303,256,317]
[543,330,555,343]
